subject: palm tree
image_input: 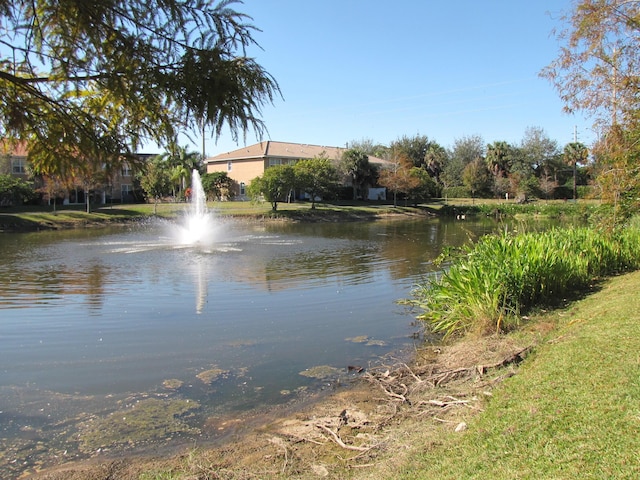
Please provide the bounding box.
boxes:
[563,142,588,200]
[159,145,203,199]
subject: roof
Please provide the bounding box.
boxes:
[0,140,29,157]
[206,141,388,165]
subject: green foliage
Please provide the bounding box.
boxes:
[137,158,172,212]
[293,156,339,209]
[247,165,295,211]
[462,157,491,198]
[408,167,441,203]
[442,186,471,198]
[0,174,36,206]
[411,225,640,338]
[442,135,485,188]
[0,0,280,175]
[200,171,234,200]
[339,148,375,200]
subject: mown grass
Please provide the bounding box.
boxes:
[398,270,640,479]
[411,225,640,338]
[0,200,430,231]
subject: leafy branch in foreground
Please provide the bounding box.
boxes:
[411,225,640,338]
[0,0,281,176]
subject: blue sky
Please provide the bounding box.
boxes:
[177,0,594,157]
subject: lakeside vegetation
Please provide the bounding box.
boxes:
[410,221,640,338]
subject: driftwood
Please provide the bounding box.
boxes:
[315,424,372,452]
[269,342,533,472]
[363,345,533,415]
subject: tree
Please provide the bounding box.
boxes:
[462,157,490,202]
[0,174,35,206]
[200,171,234,201]
[486,141,514,198]
[137,157,172,214]
[485,141,513,178]
[520,127,561,178]
[407,166,440,204]
[424,142,448,185]
[389,134,431,167]
[378,151,420,207]
[563,142,589,199]
[339,148,373,200]
[592,123,640,224]
[541,0,639,127]
[293,155,339,209]
[346,138,389,159]
[157,146,202,200]
[37,174,67,212]
[247,165,295,211]
[0,0,281,178]
[442,135,485,188]
[542,1,640,220]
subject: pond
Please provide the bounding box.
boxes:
[0,214,504,477]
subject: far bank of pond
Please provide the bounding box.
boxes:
[0,198,596,233]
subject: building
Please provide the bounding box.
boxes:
[1,141,157,205]
[205,140,388,200]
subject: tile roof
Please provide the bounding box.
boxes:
[207,141,388,165]
[0,140,29,157]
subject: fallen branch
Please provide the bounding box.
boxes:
[427,398,470,407]
[316,424,370,452]
[476,346,532,375]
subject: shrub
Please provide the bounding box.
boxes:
[411,225,640,338]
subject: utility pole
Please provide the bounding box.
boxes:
[572,125,578,200]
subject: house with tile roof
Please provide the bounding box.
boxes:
[205,141,388,200]
[1,141,156,205]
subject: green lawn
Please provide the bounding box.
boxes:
[398,270,640,479]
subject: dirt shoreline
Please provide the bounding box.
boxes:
[25,332,536,480]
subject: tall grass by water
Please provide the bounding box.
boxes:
[412,224,640,337]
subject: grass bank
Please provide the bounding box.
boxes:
[397,270,640,479]
[0,201,438,232]
[1,198,598,232]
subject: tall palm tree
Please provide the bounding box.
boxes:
[563,142,588,200]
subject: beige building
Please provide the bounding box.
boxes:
[1,141,156,205]
[206,140,388,199]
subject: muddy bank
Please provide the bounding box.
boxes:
[26,333,536,480]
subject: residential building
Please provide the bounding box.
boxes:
[205,140,388,200]
[1,141,156,205]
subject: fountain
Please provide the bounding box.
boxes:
[175,169,216,245]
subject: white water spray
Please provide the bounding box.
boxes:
[176,169,215,245]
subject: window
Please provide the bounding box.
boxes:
[121,184,132,198]
[11,158,26,174]
[240,182,245,195]
[121,165,132,177]
[227,161,232,172]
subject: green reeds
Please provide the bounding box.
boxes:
[412,225,640,338]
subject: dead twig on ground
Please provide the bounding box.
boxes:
[315,424,371,452]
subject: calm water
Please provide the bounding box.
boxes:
[0,215,501,477]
